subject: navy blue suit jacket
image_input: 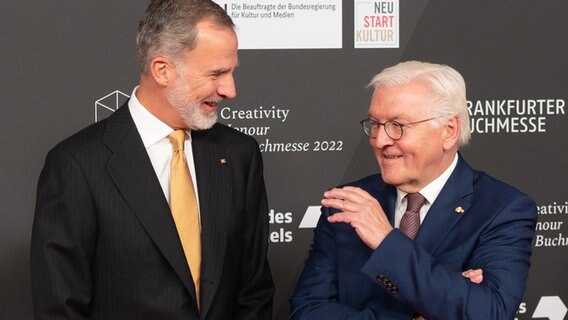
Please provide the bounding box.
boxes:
[290,155,537,320]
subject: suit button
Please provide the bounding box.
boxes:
[377,274,385,281]
[391,286,398,293]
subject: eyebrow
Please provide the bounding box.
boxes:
[369,116,404,122]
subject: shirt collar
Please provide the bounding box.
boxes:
[128,86,188,147]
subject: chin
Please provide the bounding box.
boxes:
[186,112,218,131]
[380,171,403,185]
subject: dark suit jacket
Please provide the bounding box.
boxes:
[31,105,274,319]
[290,155,537,320]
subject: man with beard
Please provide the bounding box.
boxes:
[30,1,274,319]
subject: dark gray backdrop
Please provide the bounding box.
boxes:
[2,0,566,319]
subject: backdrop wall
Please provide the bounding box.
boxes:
[1,1,566,319]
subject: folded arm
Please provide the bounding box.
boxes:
[360,197,536,319]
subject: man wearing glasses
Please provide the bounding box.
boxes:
[290,61,537,319]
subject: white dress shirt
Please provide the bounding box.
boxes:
[394,154,458,228]
[127,87,201,216]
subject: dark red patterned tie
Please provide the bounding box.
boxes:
[400,193,427,239]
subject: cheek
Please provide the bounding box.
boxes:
[192,78,216,95]
[178,74,201,92]
[193,85,217,100]
[398,143,424,171]
[409,142,443,171]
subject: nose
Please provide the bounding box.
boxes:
[218,74,237,99]
[372,125,394,149]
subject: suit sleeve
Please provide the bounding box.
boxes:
[234,142,275,320]
[361,193,537,320]
[30,146,96,319]
[289,206,380,320]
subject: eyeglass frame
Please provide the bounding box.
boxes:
[359,117,443,140]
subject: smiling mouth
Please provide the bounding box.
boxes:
[203,100,219,109]
[383,154,402,160]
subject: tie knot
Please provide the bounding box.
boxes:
[406,193,427,213]
[168,129,186,152]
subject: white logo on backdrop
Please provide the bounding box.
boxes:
[95,90,130,122]
[532,296,567,320]
[212,0,342,49]
[354,0,399,48]
[468,98,566,135]
[299,206,322,228]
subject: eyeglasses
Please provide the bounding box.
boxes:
[359,117,439,140]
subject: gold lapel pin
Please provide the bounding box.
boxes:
[455,206,465,214]
[220,158,227,164]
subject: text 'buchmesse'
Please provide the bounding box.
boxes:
[468,98,565,133]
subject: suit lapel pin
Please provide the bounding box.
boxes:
[455,206,465,214]
[220,158,227,164]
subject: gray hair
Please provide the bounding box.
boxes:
[136,0,235,74]
[367,61,471,148]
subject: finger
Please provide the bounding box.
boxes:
[324,187,369,204]
[470,274,483,284]
[462,269,483,284]
[342,186,376,202]
[469,269,483,283]
[322,191,366,212]
[321,198,348,211]
[323,188,339,199]
[462,269,473,277]
[338,186,377,205]
[327,212,354,224]
[323,188,346,200]
[466,269,482,277]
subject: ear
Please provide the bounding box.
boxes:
[442,115,460,150]
[149,56,175,87]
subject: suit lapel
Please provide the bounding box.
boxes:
[102,106,197,300]
[376,182,397,227]
[192,126,232,319]
[357,175,397,234]
[360,175,397,231]
[415,155,474,253]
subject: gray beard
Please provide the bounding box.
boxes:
[167,92,218,130]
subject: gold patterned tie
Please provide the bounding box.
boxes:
[168,129,201,309]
